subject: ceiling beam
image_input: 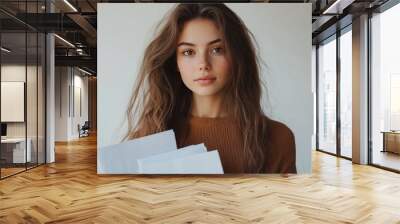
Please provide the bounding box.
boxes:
[55,55,96,69]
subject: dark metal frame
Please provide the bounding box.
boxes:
[336,26,341,158]
[25,1,28,171]
[367,10,373,166]
[0,23,2,179]
[36,2,39,167]
[316,44,319,151]
[44,0,47,165]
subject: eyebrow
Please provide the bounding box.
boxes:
[177,38,222,47]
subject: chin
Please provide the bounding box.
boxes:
[192,88,221,97]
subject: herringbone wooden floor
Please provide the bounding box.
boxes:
[1,134,400,223]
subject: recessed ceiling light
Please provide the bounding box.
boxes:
[322,0,355,15]
[54,34,75,48]
[78,67,93,76]
[1,47,11,53]
[63,0,78,12]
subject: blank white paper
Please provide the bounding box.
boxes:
[138,150,224,174]
[137,143,207,172]
[97,130,177,174]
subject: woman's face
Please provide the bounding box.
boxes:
[176,18,230,97]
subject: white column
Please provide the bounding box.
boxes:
[352,14,369,164]
[312,45,317,151]
[46,32,55,163]
[45,1,56,163]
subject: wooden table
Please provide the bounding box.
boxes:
[381,131,400,154]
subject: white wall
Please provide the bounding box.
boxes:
[98,3,313,173]
[55,67,89,141]
[55,66,69,141]
[72,72,89,138]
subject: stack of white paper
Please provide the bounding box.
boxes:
[97,130,224,174]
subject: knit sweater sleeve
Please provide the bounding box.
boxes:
[264,118,297,174]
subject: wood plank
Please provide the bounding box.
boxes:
[0,134,399,223]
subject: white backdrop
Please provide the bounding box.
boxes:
[98,3,313,173]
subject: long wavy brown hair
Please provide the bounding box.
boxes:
[124,3,269,173]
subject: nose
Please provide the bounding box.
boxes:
[198,51,210,72]
[199,62,210,71]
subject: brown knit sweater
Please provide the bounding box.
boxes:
[176,115,296,173]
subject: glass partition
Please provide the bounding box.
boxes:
[0,1,46,179]
[1,31,28,177]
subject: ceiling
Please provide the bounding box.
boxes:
[0,0,392,75]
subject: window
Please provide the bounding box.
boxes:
[340,28,352,158]
[371,2,400,171]
[318,36,337,155]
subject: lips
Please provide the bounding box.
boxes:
[194,75,217,85]
[194,75,216,82]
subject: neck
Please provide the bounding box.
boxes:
[191,94,227,118]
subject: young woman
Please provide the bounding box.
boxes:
[124,3,296,173]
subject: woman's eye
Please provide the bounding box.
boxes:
[211,47,224,55]
[182,49,194,56]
